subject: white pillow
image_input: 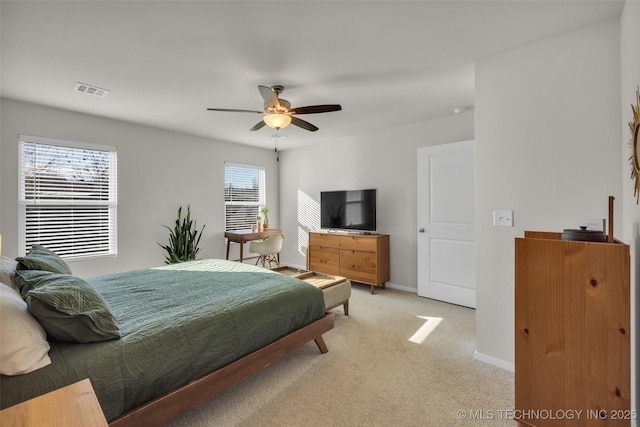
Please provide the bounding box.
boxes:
[0,256,18,291]
[0,281,51,375]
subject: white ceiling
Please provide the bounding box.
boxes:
[0,1,625,151]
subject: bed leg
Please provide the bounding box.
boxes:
[314,336,329,353]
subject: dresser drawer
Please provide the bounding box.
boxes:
[339,235,377,251]
[309,232,340,247]
[340,250,377,284]
[308,246,340,276]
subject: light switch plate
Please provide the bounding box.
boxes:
[493,210,514,227]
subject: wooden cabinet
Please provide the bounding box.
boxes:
[515,231,630,426]
[307,231,389,294]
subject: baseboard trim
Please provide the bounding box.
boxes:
[473,351,514,372]
[281,262,307,271]
[385,282,416,293]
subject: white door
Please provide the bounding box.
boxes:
[417,140,475,308]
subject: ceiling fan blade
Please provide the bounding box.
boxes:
[289,104,342,115]
[207,108,264,114]
[291,116,319,132]
[249,121,267,131]
[258,85,280,110]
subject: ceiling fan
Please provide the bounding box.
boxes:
[207,85,341,132]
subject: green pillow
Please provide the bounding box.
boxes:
[14,270,54,298]
[22,272,121,343]
[16,245,72,275]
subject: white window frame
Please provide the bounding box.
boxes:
[224,162,265,231]
[18,135,118,259]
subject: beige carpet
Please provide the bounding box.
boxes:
[164,286,515,427]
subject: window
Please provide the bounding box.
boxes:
[224,162,265,231]
[19,135,117,259]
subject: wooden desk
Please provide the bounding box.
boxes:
[225,228,281,263]
[0,378,108,426]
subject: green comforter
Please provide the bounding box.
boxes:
[0,259,326,420]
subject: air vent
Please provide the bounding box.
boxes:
[74,82,109,98]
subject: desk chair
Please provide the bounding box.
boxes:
[248,233,284,268]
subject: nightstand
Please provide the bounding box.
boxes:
[0,378,107,426]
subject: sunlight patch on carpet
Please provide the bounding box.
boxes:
[409,316,443,344]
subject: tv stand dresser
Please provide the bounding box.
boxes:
[307,231,389,294]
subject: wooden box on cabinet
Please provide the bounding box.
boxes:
[307,231,389,294]
[515,231,630,427]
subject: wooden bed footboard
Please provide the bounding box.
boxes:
[109,312,334,427]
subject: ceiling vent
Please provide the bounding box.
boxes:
[74,82,109,98]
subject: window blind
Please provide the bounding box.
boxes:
[224,162,265,231]
[19,136,117,259]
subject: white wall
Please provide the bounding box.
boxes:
[620,0,640,418]
[278,112,474,291]
[0,99,279,278]
[475,19,622,367]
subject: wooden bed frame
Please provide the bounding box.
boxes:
[109,312,334,427]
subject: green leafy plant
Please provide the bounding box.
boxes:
[159,205,205,264]
[260,205,270,227]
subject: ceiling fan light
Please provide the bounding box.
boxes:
[263,113,292,129]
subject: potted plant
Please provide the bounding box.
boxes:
[158,205,205,264]
[260,206,270,229]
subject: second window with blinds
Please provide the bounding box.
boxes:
[224,162,265,231]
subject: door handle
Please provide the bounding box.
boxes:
[418,228,425,233]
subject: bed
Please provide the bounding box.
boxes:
[0,254,333,426]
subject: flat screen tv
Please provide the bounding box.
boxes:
[320,189,377,233]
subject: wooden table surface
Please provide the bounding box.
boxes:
[0,378,108,427]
